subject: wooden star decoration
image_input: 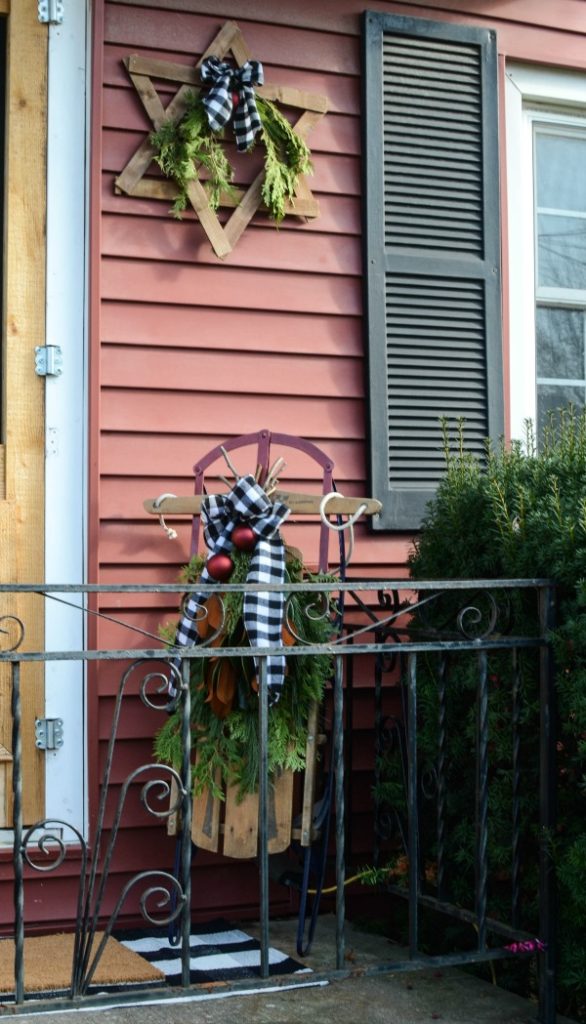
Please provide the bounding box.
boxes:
[114,20,328,259]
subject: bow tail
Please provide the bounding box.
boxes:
[233,84,263,151]
[243,537,287,703]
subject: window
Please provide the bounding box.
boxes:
[506,66,586,444]
[363,12,503,530]
[535,129,586,438]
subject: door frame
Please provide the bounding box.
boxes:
[0,0,88,834]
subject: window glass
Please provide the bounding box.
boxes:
[536,307,583,378]
[536,134,586,211]
[537,215,586,290]
[534,128,586,441]
[537,383,585,439]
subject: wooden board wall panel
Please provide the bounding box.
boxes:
[0,869,292,933]
[103,177,362,235]
[100,390,365,437]
[98,697,168,740]
[103,86,359,155]
[103,131,361,194]
[106,0,586,37]
[97,520,408,568]
[105,0,586,69]
[101,347,364,399]
[101,260,362,314]
[101,478,369,521]
[104,46,361,114]
[99,433,366,476]
[101,303,363,355]
[101,215,362,275]
[105,6,361,74]
[98,519,368,565]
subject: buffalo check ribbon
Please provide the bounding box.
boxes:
[200,56,264,152]
[174,475,290,702]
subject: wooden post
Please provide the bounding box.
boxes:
[0,0,48,825]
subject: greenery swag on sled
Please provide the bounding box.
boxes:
[154,548,335,803]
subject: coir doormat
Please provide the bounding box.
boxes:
[115,919,310,987]
[0,931,164,997]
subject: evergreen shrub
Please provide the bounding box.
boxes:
[403,412,586,1021]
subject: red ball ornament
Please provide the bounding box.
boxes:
[232,524,256,552]
[206,553,234,582]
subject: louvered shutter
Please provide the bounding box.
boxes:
[363,12,503,530]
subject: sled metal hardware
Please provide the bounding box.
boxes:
[38,0,64,24]
[35,718,64,750]
[35,345,63,377]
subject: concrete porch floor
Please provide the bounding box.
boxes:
[6,916,573,1024]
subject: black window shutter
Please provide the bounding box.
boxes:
[363,11,503,531]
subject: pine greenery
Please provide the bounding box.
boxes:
[386,410,586,1020]
[151,92,235,217]
[256,97,312,222]
[150,91,312,224]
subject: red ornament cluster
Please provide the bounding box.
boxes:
[205,522,257,581]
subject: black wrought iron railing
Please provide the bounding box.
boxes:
[0,579,556,1021]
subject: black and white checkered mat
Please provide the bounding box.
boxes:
[115,920,310,986]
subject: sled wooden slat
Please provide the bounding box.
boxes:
[166,776,179,837]
[0,744,12,827]
[191,763,222,852]
[144,492,382,517]
[267,768,295,855]
[125,178,319,216]
[223,785,258,859]
[300,702,319,847]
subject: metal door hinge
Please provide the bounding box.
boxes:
[35,718,64,750]
[38,0,64,23]
[35,345,63,377]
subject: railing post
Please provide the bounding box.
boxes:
[475,650,489,952]
[11,660,25,1004]
[407,652,419,958]
[436,653,448,901]
[333,653,346,970]
[373,633,383,869]
[538,583,557,1024]
[258,656,270,978]
[180,655,192,988]
[511,648,522,930]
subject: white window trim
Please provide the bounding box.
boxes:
[506,63,586,444]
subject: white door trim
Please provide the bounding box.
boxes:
[44,2,89,837]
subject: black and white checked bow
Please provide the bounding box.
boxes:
[200,57,264,152]
[174,475,290,702]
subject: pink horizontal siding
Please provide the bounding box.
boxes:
[106,0,586,38]
[101,259,362,313]
[102,176,362,235]
[101,302,363,354]
[101,214,362,272]
[77,0,586,934]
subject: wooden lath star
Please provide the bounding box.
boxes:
[115,20,328,259]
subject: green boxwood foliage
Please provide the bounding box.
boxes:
[401,413,586,1021]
